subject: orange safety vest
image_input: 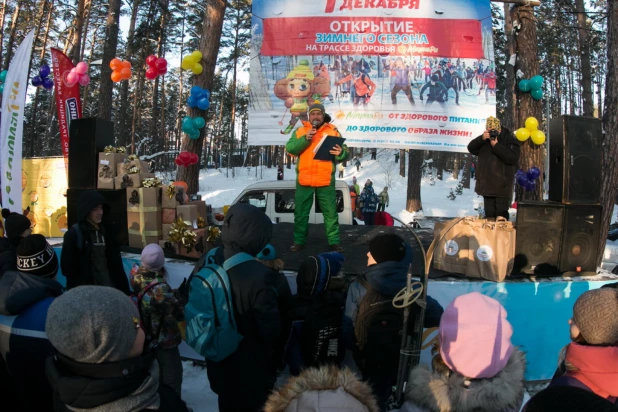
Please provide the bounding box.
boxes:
[296,121,341,187]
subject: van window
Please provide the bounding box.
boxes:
[315,190,345,213]
[238,190,267,211]
[274,190,295,213]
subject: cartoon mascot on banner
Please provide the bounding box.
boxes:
[274,59,331,134]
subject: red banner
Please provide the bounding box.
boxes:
[51,48,82,176]
[261,17,483,58]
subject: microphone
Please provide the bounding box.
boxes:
[311,120,320,129]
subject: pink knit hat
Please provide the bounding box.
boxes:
[439,292,514,379]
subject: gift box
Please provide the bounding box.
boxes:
[186,200,207,221]
[97,152,126,189]
[117,159,150,176]
[162,208,176,224]
[126,187,162,248]
[162,223,173,240]
[177,228,207,259]
[176,205,199,229]
[115,173,155,190]
[162,184,185,209]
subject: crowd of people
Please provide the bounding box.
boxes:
[1,190,617,411]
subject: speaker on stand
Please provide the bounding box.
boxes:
[68,118,114,189]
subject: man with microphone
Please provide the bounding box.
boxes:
[286,102,349,252]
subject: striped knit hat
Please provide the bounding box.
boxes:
[572,288,618,345]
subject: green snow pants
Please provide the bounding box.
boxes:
[293,182,340,246]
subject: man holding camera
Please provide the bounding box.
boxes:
[467,116,520,219]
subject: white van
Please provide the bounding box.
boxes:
[230,180,354,225]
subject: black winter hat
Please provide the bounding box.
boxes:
[523,385,618,412]
[297,252,344,296]
[431,74,439,81]
[369,234,406,264]
[16,234,59,278]
[1,208,31,239]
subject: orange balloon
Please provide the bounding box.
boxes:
[111,70,122,82]
[121,60,132,69]
[120,68,132,79]
[110,58,122,71]
[174,181,189,193]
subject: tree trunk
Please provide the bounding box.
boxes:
[97,0,122,121]
[452,153,461,180]
[575,0,594,117]
[502,2,515,131]
[78,0,91,62]
[4,0,22,71]
[462,154,471,189]
[406,150,423,212]
[176,0,227,193]
[0,0,9,69]
[118,0,141,145]
[68,0,86,64]
[597,0,618,266]
[399,149,406,177]
[510,5,543,201]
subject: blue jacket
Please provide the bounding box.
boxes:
[342,246,444,350]
[0,271,62,410]
[358,186,378,213]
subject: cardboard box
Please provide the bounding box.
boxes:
[176,205,199,229]
[162,184,185,209]
[115,173,155,190]
[159,240,177,253]
[162,223,173,240]
[126,187,162,209]
[177,228,207,259]
[186,200,207,221]
[117,159,149,176]
[126,187,162,249]
[98,152,126,189]
[162,208,176,224]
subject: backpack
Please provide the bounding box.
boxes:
[298,295,345,368]
[182,247,253,362]
[354,276,407,377]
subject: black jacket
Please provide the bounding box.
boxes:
[0,236,20,278]
[203,204,282,410]
[467,127,521,199]
[419,81,448,101]
[60,191,129,294]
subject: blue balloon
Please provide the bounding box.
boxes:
[525,181,536,192]
[0,70,7,82]
[42,78,54,90]
[197,97,210,110]
[31,76,43,87]
[516,174,529,187]
[187,96,197,108]
[531,88,543,101]
[0,84,4,94]
[527,166,541,180]
[202,89,210,100]
[193,117,205,129]
[39,65,51,78]
[529,75,544,90]
[518,79,530,93]
[189,130,201,140]
[191,85,202,96]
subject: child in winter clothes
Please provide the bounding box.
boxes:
[358,180,378,225]
[0,208,32,277]
[400,292,527,412]
[130,243,185,396]
[377,186,389,212]
[550,287,618,404]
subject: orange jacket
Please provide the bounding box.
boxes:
[335,73,375,97]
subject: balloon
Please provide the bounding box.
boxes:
[121,61,132,69]
[181,57,193,70]
[529,75,544,90]
[525,181,536,192]
[155,58,167,71]
[31,76,43,87]
[189,152,199,164]
[192,63,203,75]
[202,89,211,100]
[146,55,157,66]
[67,72,79,85]
[191,51,202,61]
[179,151,192,162]
[193,117,205,129]
[0,84,3,94]
[528,166,541,180]
[111,71,122,82]
[0,70,7,82]
[529,130,543,144]
[145,68,158,80]
[78,74,90,86]
[531,88,543,101]
[75,62,88,74]
[518,79,530,93]
[189,130,200,140]
[156,66,167,75]
[197,97,210,110]
[187,96,197,107]
[515,127,530,142]
[120,68,132,80]
[525,117,539,131]
[174,157,183,166]
[39,65,51,78]
[110,58,122,70]
[43,78,54,89]
[191,85,202,96]
[516,174,529,187]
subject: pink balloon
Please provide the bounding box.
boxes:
[66,71,79,84]
[75,62,88,75]
[78,74,90,86]
[146,55,157,67]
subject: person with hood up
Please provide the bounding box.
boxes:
[467,116,520,220]
[358,180,378,226]
[45,286,188,411]
[0,234,63,411]
[400,292,527,412]
[204,203,282,411]
[60,190,130,293]
[343,234,444,409]
[264,364,379,412]
[0,208,32,277]
[377,186,389,212]
[549,287,618,404]
[130,244,185,396]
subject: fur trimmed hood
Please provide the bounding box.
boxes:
[258,258,285,272]
[264,365,379,412]
[402,348,526,412]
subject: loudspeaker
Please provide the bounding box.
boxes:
[515,201,602,274]
[66,188,128,246]
[68,118,114,189]
[549,115,602,204]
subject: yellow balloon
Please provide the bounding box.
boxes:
[192,63,203,75]
[191,51,203,61]
[515,127,531,142]
[525,117,539,131]
[181,57,193,70]
[530,130,546,145]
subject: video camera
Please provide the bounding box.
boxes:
[489,129,500,140]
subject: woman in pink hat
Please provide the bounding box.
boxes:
[400,292,527,412]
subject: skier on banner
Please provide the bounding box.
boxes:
[419,75,449,111]
[384,57,416,107]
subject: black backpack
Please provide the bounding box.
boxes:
[299,294,345,368]
[354,276,407,377]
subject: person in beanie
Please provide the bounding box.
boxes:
[45,286,188,411]
[285,252,346,376]
[286,102,349,253]
[60,190,130,293]
[130,243,185,396]
[550,288,618,403]
[377,186,389,212]
[400,292,527,412]
[0,234,62,411]
[0,208,32,277]
[467,116,520,219]
[358,180,378,225]
[343,233,444,409]
[523,385,617,412]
